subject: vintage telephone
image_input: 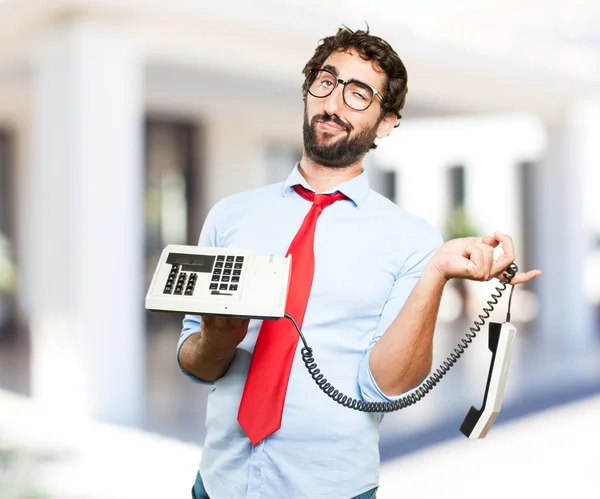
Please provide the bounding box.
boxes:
[146,244,519,439]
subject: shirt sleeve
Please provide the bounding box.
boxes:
[176,201,224,384]
[358,224,444,403]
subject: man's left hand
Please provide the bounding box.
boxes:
[428,231,542,285]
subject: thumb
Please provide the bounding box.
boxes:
[228,318,250,329]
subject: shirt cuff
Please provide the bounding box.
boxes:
[358,348,428,403]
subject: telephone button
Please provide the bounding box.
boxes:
[209,283,218,290]
[221,276,230,282]
[226,256,235,262]
[234,263,243,269]
[233,270,241,276]
[229,284,238,291]
[235,256,244,262]
[211,275,220,282]
[231,276,240,283]
[219,284,228,290]
[217,255,225,262]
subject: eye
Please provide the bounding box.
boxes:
[352,91,368,101]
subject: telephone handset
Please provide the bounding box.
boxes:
[146,244,518,439]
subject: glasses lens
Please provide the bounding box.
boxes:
[308,70,336,98]
[343,82,374,111]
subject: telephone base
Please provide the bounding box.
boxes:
[145,245,291,320]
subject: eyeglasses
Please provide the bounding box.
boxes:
[306,68,384,112]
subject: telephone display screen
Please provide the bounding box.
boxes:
[166,253,216,272]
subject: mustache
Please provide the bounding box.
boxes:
[312,114,351,132]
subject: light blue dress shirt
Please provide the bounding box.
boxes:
[178,163,443,499]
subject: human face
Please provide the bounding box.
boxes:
[303,49,396,168]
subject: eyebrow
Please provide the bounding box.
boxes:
[321,64,375,89]
[322,64,339,77]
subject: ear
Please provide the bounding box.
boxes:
[376,113,398,139]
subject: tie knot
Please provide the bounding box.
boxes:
[293,184,347,209]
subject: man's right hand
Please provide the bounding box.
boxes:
[179,316,251,382]
[200,315,251,351]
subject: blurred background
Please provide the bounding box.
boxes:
[0,0,599,497]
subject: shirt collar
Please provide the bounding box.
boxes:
[282,162,369,208]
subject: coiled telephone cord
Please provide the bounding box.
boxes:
[285,263,518,413]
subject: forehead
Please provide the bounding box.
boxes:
[321,49,385,89]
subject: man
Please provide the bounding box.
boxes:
[177,26,541,499]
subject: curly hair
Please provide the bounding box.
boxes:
[302,25,408,126]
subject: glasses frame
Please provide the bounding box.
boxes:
[306,68,384,111]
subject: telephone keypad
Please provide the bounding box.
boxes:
[205,254,245,293]
[164,263,181,294]
[174,272,186,295]
[185,273,198,295]
[161,252,246,297]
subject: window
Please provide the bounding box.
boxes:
[264,144,302,184]
[144,119,200,333]
[369,165,397,203]
[448,165,465,210]
[0,130,17,340]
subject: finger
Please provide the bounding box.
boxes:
[481,235,500,247]
[490,231,515,276]
[465,245,485,280]
[201,315,215,327]
[492,268,512,282]
[475,242,495,280]
[509,269,542,285]
[228,318,250,329]
[214,316,229,329]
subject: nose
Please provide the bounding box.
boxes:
[323,82,344,116]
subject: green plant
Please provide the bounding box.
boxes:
[0,448,50,499]
[444,205,480,241]
[0,232,16,294]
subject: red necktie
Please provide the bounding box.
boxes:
[237,184,348,445]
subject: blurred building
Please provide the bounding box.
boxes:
[0,0,598,438]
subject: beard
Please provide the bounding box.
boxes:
[303,109,380,168]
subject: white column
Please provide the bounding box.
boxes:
[397,159,447,231]
[29,20,145,426]
[205,114,264,207]
[531,103,599,354]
